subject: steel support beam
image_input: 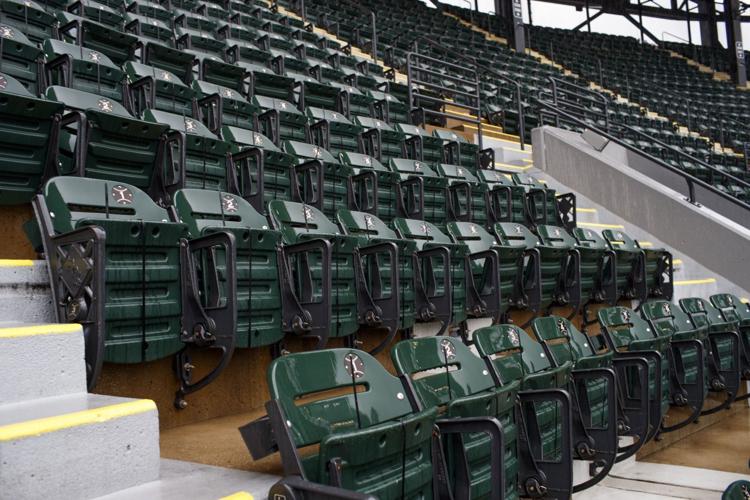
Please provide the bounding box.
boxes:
[496,0,526,52]
[698,0,721,46]
[623,13,662,45]
[724,0,747,85]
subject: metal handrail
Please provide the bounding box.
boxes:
[548,76,610,131]
[536,99,750,214]
[337,0,378,63]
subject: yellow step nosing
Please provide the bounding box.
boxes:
[0,259,34,267]
[0,399,156,442]
[576,208,598,213]
[493,162,532,171]
[638,241,653,247]
[577,222,625,229]
[673,259,683,265]
[219,493,255,500]
[741,297,749,304]
[0,323,81,339]
[674,278,717,286]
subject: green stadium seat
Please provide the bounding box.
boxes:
[254,94,308,144]
[56,12,138,66]
[123,13,173,44]
[394,123,446,165]
[192,80,258,132]
[388,158,449,227]
[45,85,168,197]
[598,306,671,443]
[144,40,199,84]
[570,228,618,310]
[0,0,56,45]
[283,140,353,219]
[393,218,472,331]
[328,81,374,119]
[44,39,125,103]
[125,0,172,24]
[510,173,576,230]
[390,336,511,499]
[354,115,405,163]
[473,324,573,498]
[0,24,42,95]
[679,297,743,411]
[0,73,63,204]
[432,129,493,172]
[474,170,527,225]
[601,229,647,303]
[220,126,299,214]
[143,109,233,197]
[306,106,362,156]
[124,62,196,117]
[709,294,750,382]
[66,0,124,28]
[31,176,237,405]
[173,188,319,350]
[367,89,408,124]
[339,151,401,222]
[436,163,490,227]
[241,348,459,499]
[268,201,400,343]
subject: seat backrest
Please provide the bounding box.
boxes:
[493,222,539,249]
[392,218,453,250]
[336,209,398,241]
[46,85,132,117]
[679,297,729,329]
[475,169,514,187]
[473,324,526,385]
[267,348,416,447]
[388,158,439,178]
[339,152,388,171]
[435,163,478,183]
[42,176,169,233]
[0,71,35,96]
[537,225,576,248]
[531,316,580,366]
[710,293,750,323]
[268,200,340,243]
[145,109,219,139]
[445,221,496,254]
[283,140,338,164]
[252,95,302,115]
[572,227,609,250]
[390,336,496,409]
[305,106,356,127]
[597,306,655,349]
[44,38,119,69]
[353,115,395,133]
[433,128,467,144]
[172,188,268,235]
[640,301,696,337]
[512,173,547,190]
[222,126,282,152]
[602,229,640,252]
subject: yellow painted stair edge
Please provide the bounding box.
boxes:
[0,259,34,267]
[0,323,81,339]
[0,399,156,442]
[219,493,254,500]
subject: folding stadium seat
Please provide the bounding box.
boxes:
[530,317,618,490]
[144,109,233,197]
[388,159,449,227]
[31,176,237,405]
[394,218,502,331]
[394,123,445,165]
[446,221,535,319]
[510,173,576,230]
[45,86,167,197]
[124,62,196,117]
[174,9,218,32]
[0,24,43,96]
[144,40,199,85]
[474,170,527,225]
[390,336,515,499]
[0,73,63,204]
[241,348,504,500]
[368,89,408,124]
[602,230,672,302]
[338,152,402,222]
[306,107,362,156]
[283,141,353,220]
[254,95,308,145]
[570,228,618,312]
[435,163,491,227]
[66,0,124,28]
[295,72,342,112]
[223,34,274,67]
[268,201,400,343]
[709,293,750,382]
[124,14,173,45]
[679,297,743,410]
[239,62,295,102]
[354,115,405,163]
[172,189,321,350]
[598,306,671,443]
[56,12,139,67]
[494,222,580,318]
[639,300,708,427]
[220,126,302,214]
[192,80,257,132]
[432,129,494,172]
[44,39,125,103]
[473,325,574,498]
[125,0,172,24]
[327,80,374,119]
[0,0,56,45]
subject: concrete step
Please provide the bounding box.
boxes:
[0,392,160,500]
[0,323,86,405]
[0,259,54,324]
[495,144,532,163]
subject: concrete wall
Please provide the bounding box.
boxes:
[533,126,750,292]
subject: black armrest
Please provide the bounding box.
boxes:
[414,245,453,333]
[357,241,400,355]
[309,119,330,150]
[231,147,264,212]
[257,108,280,145]
[59,110,88,176]
[448,181,472,221]
[349,170,378,214]
[467,249,501,321]
[197,93,222,135]
[291,159,324,211]
[396,176,424,219]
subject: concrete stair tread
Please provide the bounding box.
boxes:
[0,392,151,428]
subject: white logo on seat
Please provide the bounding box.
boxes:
[514,225,522,234]
[89,51,101,62]
[303,206,314,222]
[364,214,374,229]
[160,71,171,81]
[457,168,464,175]
[420,223,429,235]
[586,230,592,238]
[343,353,365,378]
[221,194,238,213]
[0,26,14,39]
[311,146,321,159]
[727,296,734,305]
[621,309,631,322]
[111,185,133,204]
[97,99,113,112]
[616,232,624,240]
[661,302,671,316]
[279,101,287,109]
[469,225,477,234]
[414,161,421,171]
[553,228,561,237]
[557,318,568,334]
[507,328,519,346]
[253,133,263,145]
[363,156,371,166]
[222,88,235,98]
[0,75,7,90]
[440,338,456,360]
[184,118,197,132]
